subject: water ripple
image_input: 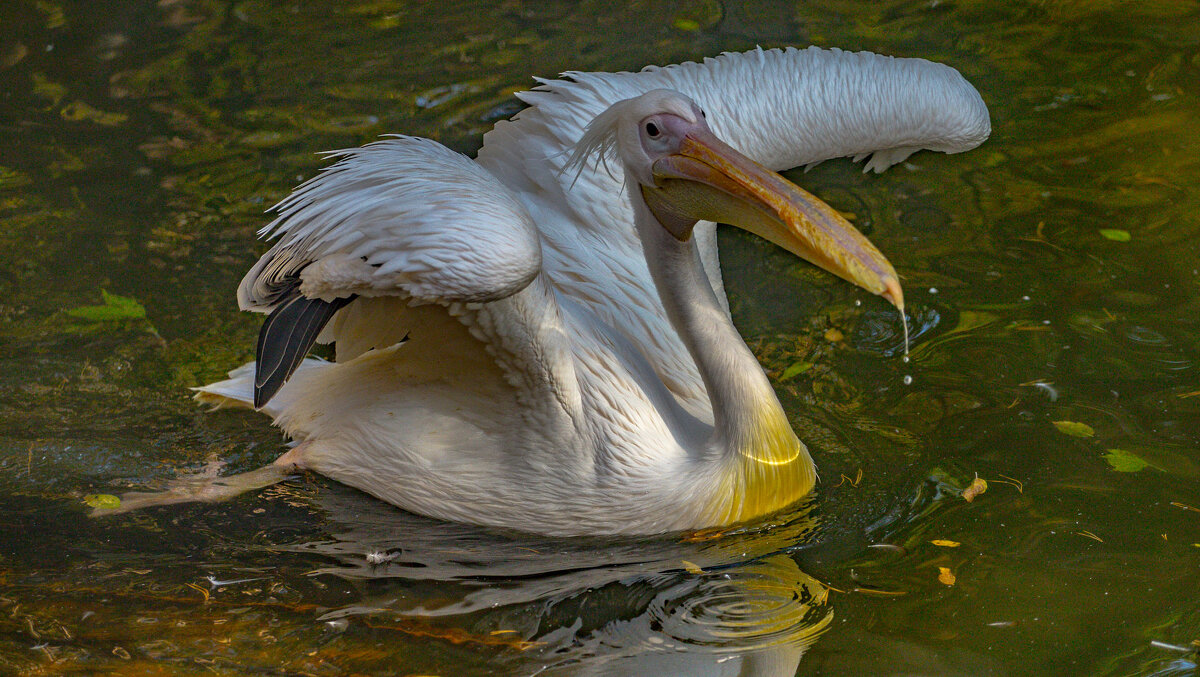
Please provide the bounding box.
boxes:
[1116,322,1194,372]
[852,305,943,356]
[643,557,832,653]
[1123,324,1170,347]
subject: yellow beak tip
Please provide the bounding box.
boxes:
[881,276,904,312]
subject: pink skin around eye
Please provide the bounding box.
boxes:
[640,110,710,158]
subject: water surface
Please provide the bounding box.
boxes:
[1,0,1199,674]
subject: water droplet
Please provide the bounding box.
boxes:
[903,375,913,385]
[902,355,910,364]
[928,287,938,294]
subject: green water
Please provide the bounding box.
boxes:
[2,0,1199,674]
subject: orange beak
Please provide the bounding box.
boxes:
[642,129,904,312]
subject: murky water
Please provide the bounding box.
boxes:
[2,0,1199,674]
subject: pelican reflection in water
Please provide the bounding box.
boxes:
[289,487,832,676]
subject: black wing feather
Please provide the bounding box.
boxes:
[254,282,355,409]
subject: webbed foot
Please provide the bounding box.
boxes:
[91,458,298,516]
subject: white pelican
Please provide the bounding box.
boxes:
[137,47,988,535]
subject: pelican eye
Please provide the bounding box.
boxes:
[645,121,661,138]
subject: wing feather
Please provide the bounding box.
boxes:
[253,284,355,408]
[236,135,547,406]
[239,135,542,312]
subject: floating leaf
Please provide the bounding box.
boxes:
[937,567,956,586]
[35,0,67,28]
[60,100,128,126]
[369,14,403,30]
[962,476,988,502]
[1,42,28,69]
[1099,228,1131,242]
[1103,448,1149,472]
[32,72,67,106]
[931,539,961,548]
[853,587,907,597]
[682,560,704,575]
[672,18,700,31]
[779,361,813,381]
[67,289,146,321]
[84,494,121,510]
[983,151,1007,167]
[824,327,844,342]
[0,166,32,189]
[1101,444,1199,478]
[239,129,304,148]
[1053,420,1095,438]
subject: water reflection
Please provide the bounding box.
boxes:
[289,490,832,675]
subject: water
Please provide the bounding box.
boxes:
[2,0,1199,674]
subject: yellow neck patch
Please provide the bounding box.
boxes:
[707,408,816,526]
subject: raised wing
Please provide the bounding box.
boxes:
[478,46,990,415]
[241,135,542,310]
[238,135,543,407]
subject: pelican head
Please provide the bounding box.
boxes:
[572,88,904,310]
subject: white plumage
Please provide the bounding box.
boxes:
[477,46,988,415]
[186,47,989,536]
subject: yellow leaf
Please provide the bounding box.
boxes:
[937,567,956,586]
[962,476,988,502]
[32,72,67,106]
[853,587,907,597]
[67,289,146,321]
[60,100,128,126]
[931,539,961,548]
[682,560,704,575]
[1103,448,1148,472]
[84,493,121,510]
[1053,420,1095,438]
[779,361,813,381]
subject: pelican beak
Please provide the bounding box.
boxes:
[643,130,904,311]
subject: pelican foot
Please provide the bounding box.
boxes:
[90,459,297,517]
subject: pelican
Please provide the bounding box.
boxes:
[127,47,989,535]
